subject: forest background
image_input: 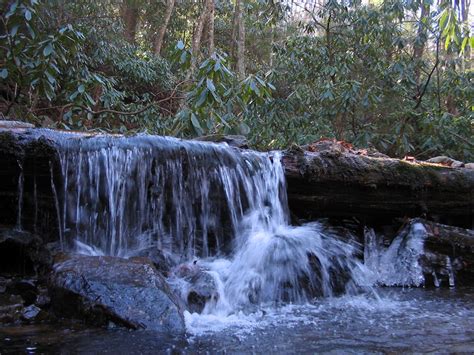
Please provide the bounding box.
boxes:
[1,0,472,160]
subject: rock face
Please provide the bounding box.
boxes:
[49,255,185,332]
[420,219,474,286]
[283,142,474,228]
[0,229,53,275]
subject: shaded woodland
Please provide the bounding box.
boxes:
[1,0,473,160]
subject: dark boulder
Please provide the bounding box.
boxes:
[49,255,185,332]
[0,229,53,275]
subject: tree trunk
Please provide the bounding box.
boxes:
[233,0,246,79]
[122,0,139,44]
[207,0,215,55]
[189,0,214,74]
[153,0,176,56]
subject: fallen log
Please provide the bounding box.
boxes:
[282,143,474,228]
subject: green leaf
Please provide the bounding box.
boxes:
[239,122,250,135]
[45,71,56,84]
[195,89,208,108]
[444,34,451,51]
[439,10,449,32]
[78,84,85,93]
[190,113,201,129]
[206,79,216,92]
[69,91,79,101]
[43,43,53,57]
[460,37,469,54]
[24,9,32,21]
[6,1,18,17]
[10,25,19,37]
[0,69,8,79]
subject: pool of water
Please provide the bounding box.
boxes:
[1,287,473,354]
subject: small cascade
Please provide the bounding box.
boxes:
[190,223,370,315]
[364,222,427,287]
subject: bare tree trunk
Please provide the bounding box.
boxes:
[153,0,176,55]
[207,0,215,55]
[121,0,139,44]
[413,2,431,88]
[233,0,245,79]
[461,0,471,70]
[189,0,213,74]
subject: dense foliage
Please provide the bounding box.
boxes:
[1,0,472,160]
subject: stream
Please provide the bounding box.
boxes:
[1,287,474,353]
[1,130,473,353]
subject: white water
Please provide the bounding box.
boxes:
[46,133,438,333]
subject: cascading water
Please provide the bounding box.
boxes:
[49,132,371,316]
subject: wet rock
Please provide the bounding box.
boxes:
[0,120,35,129]
[0,293,25,324]
[170,262,219,313]
[21,305,43,321]
[6,279,37,305]
[283,146,474,228]
[49,255,185,332]
[172,261,201,279]
[186,271,219,313]
[35,286,51,308]
[194,134,248,149]
[0,229,53,275]
[0,303,23,324]
[129,248,175,275]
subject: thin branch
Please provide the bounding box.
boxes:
[414,36,440,110]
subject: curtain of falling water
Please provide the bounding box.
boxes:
[54,135,288,259]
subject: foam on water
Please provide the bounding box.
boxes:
[42,132,440,334]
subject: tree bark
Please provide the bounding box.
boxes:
[233,0,246,79]
[282,143,474,228]
[153,0,176,55]
[121,0,140,44]
[207,0,215,55]
[189,0,214,74]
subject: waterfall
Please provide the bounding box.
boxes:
[54,134,288,258]
[49,132,371,313]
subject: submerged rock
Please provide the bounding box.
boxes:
[186,271,219,313]
[170,262,220,314]
[49,255,185,332]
